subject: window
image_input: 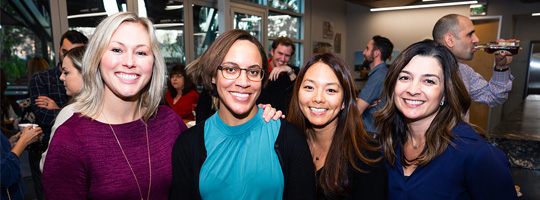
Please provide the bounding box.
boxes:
[234,13,262,41]
[269,0,303,13]
[268,11,300,39]
[193,5,219,59]
[67,0,127,37]
[145,0,186,65]
[1,0,54,92]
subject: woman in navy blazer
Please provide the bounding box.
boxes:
[375,40,516,200]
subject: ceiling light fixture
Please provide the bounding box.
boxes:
[165,5,184,10]
[533,13,540,16]
[67,12,107,19]
[371,1,478,12]
[154,23,184,28]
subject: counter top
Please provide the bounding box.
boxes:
[489,95,540,141]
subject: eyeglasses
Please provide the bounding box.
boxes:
[170,74,183,78]
[217,65,264,81]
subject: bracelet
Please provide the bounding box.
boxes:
[494,66,509,72]
[287,70,295,76]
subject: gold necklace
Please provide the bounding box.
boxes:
[105,116,152,200]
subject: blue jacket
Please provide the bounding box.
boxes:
[1,132,26,200]
[386,121,516,200]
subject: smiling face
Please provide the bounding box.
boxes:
[394,55,445,125]
[100,22,154,101]
[451,16,480,61]
[298,62,344,129]
[170,73,185,93]
[270,44,293,67]
[215,40,263,124]
[59,57,83,96]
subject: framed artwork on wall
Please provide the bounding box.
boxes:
[323,21,334,39]
[334,33,341,53]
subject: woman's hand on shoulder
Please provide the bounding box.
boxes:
[258,104,285,122]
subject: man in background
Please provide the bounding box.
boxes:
[433,14,517,107]
[28,30,87,200]
[356,35,393,135]
[258,37,299,115]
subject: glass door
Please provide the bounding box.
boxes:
[231,6,266,42]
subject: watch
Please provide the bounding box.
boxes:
[494,66,509,72]
[287,70,295,76]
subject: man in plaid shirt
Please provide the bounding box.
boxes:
[433,14,517,107]
[28,30,87,200]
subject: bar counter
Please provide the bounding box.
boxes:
[489,95,540,169]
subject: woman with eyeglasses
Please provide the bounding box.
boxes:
[170,29,315,200]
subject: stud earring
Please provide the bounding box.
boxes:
[440,101,445,106]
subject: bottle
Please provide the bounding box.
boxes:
[475,41,520,55]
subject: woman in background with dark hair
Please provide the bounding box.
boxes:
[166,64,199,120]
[287,53,387,199]
[376,40,516,199]
[40,46,85,172]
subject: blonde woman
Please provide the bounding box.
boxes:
[43,12,188,199]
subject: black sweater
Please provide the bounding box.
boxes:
[169,118,315,199]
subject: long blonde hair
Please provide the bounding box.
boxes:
[75,12,166,121]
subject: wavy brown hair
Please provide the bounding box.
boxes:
[375,40,472,167]
[287,53,380,197]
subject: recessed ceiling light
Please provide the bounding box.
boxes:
[371,1,478,12]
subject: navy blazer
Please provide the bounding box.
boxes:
[386,121,517,200]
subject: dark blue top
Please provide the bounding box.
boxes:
[359,63,388,134]
[386,121,517,200]
[1,132,27,200]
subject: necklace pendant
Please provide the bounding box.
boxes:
[413,146,418,150]
[316,157,319,161]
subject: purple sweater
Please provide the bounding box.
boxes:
[43,106,187,199]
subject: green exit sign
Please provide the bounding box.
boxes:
[470,4,487,16]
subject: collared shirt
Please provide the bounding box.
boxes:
[29,66,69,140]
[358,63,388,134]
[458,62,513,107]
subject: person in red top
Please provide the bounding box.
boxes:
[166,64,199,120]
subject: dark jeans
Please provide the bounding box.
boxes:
[29,150,44,200]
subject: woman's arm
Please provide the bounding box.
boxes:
[258,104,285,122]
[281,121,315,199]
[42,125,88,199]
[170,128,202,200]
[11,126,42,157]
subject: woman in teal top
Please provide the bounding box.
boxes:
[170,29,315,200]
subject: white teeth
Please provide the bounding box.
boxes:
[116,73,138,81]
[310,107,327,113]
[231,92,249,98]
[405,99,424,105]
